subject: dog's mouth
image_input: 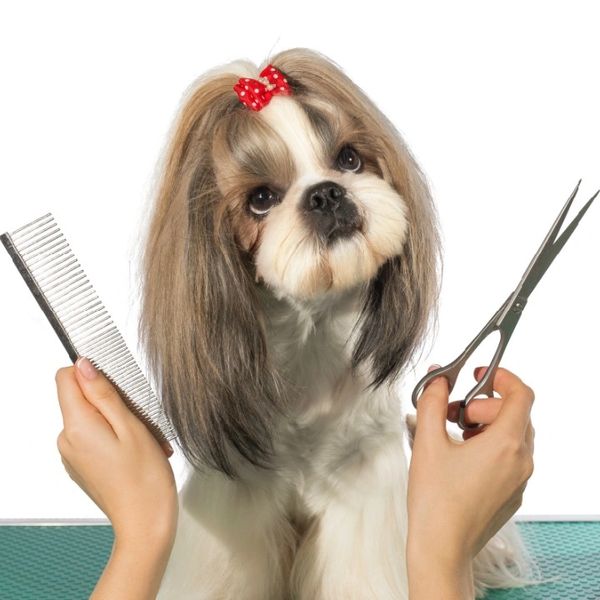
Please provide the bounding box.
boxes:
[325,222,361,245]
[322,213,365,246]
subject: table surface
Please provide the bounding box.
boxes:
[0,521,598,599]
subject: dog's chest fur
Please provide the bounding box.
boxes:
[261,285,407,532]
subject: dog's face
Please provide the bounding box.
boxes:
[213,95,409,301]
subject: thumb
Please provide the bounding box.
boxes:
[74,356,139,437]
[414,364,450,443]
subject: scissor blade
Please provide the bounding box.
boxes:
[509,181,580,293]
[518,187,598,299]
[500,181,581,315]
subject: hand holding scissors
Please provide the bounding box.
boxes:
[412,180,598,430]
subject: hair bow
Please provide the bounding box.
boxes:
[233,65,292,111]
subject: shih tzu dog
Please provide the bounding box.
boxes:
[137,47,535,599]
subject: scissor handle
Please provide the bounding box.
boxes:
[457,327,509,429]
[411,294,521,430]
[411,181,598,432]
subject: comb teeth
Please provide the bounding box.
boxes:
[1,213,176,444]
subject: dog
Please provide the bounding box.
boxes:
[136,47,534,599]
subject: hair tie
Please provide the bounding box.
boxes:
[233,64,292,111]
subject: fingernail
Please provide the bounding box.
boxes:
[76,357,98,380]
[423,364,443,389]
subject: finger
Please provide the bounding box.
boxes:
[160,441,174,458]
[55,366,108,428]
[447,366,496,422]
[448,398,502,425]
[462,423,488,440]
[415,364,450,443]
[490,367,535,437]
[473,365,528,398]
[74,356,141,439]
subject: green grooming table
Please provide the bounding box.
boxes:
[0,520,598,599]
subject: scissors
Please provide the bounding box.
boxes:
[411,180,598,430]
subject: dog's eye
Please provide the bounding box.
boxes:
[336,145,362,173]
[247,186,281,216]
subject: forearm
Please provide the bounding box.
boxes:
[91,533,174,600]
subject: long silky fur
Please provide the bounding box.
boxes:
[137,50,442,479]
[137,66,289,478]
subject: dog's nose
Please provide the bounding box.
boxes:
[304,181,345,213]
[302,181,361,242]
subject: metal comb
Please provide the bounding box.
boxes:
[1,212,176,444]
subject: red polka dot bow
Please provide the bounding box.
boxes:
[233,65,292,111]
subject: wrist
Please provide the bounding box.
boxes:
[114,526,176,554]
[113,516,177,554]
[91,524,176,599]
[112,529,175,582]
[113,504,178,548]
[407,539,474,600]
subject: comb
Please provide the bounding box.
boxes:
[1,212,175,444]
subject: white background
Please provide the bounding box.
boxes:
[0,1,598,520]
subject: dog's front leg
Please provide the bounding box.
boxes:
[291,432,410,600]
[157,467,296,600]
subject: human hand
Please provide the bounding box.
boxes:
[407,365,535,571]
[55,357,178,548]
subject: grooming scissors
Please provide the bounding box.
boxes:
[411,180,598,430]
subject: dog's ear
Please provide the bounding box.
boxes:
[269,48,442,390]
[137,67,286,478]
[351,130,442,390]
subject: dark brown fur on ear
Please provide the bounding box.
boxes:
[351,144,442,390]
[138,68,287,478]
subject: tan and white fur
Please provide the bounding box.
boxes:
[136,48,536,599]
